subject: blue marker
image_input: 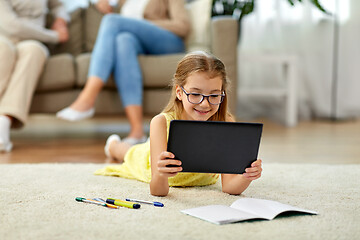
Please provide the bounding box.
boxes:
[125,198,164,207]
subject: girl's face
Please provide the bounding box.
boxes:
[176,71,223,121]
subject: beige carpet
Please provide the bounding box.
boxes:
[0,163,358,240]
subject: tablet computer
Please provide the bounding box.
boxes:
[167,120,263,174]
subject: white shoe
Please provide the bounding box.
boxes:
[0,115,12,152]
[0,139,12,152]
[56,107,95,121]
[104,134,121,158]
[123,136,148,146]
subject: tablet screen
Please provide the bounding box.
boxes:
[167,120,263,174]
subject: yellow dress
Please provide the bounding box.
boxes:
[94,112,219,187]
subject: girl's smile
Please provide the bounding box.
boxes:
[194,108,211,115]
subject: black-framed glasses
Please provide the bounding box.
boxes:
[181,86,225,105]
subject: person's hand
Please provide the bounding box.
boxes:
[156,151,182,178]
[96,0,113,14]
[54,28,69,43]
[243,159,262,180]
[51,18,69,43]
[51,18,67,30]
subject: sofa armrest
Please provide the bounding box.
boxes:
[210,16,239,114]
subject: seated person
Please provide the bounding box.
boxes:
[0,0,69,152]
[56,0,191,146]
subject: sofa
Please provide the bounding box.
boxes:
[30,3,238,117]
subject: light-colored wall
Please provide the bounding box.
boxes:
[237,0,360,122]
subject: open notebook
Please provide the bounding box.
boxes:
[181,198,318,225]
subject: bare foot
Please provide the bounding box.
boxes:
[108,141,132,162]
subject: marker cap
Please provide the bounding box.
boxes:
[153,202,164,207]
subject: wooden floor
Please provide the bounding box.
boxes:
[1,114,359,164]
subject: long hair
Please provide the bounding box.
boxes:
[162,51,233,121]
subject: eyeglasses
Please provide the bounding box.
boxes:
[181,86,225,105]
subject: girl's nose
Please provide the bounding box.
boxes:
[199,97,211,107]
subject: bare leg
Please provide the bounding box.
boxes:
[125,105,145,139]
[70,76,104,111]
[108,141,132,163]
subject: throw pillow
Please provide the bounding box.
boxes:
[185,0,212,52]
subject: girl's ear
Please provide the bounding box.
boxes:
[175,85,182,101]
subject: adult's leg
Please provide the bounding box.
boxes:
[114,33,145,139]
[62,14,122,113]
[0,40,48,127]
[68,76,104,111]
[0,40,47,151]
[125,105,144,139]
[95,15,185,55]
[0,37,16,152]
[0,37,16,97]
[111,17,185,139]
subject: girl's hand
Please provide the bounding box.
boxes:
[243,159,262,180]
[156,151,182,178]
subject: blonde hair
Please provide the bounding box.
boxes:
[162,51,233,121]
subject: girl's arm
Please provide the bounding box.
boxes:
[221,159,262,195]
[220,115,262,195]
[149,114,182,196]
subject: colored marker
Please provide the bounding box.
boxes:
[125,198,164,207]
[75,197,118,209]
[106,198,141,209]
[92,198,106,203]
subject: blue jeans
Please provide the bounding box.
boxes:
[88,14,185,107]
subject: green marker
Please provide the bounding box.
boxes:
[106,198,141,209]
[75,197,118,209]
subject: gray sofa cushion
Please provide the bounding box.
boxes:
[140,54,184,87]
[37,54,76,92]
[75,53,90,87]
